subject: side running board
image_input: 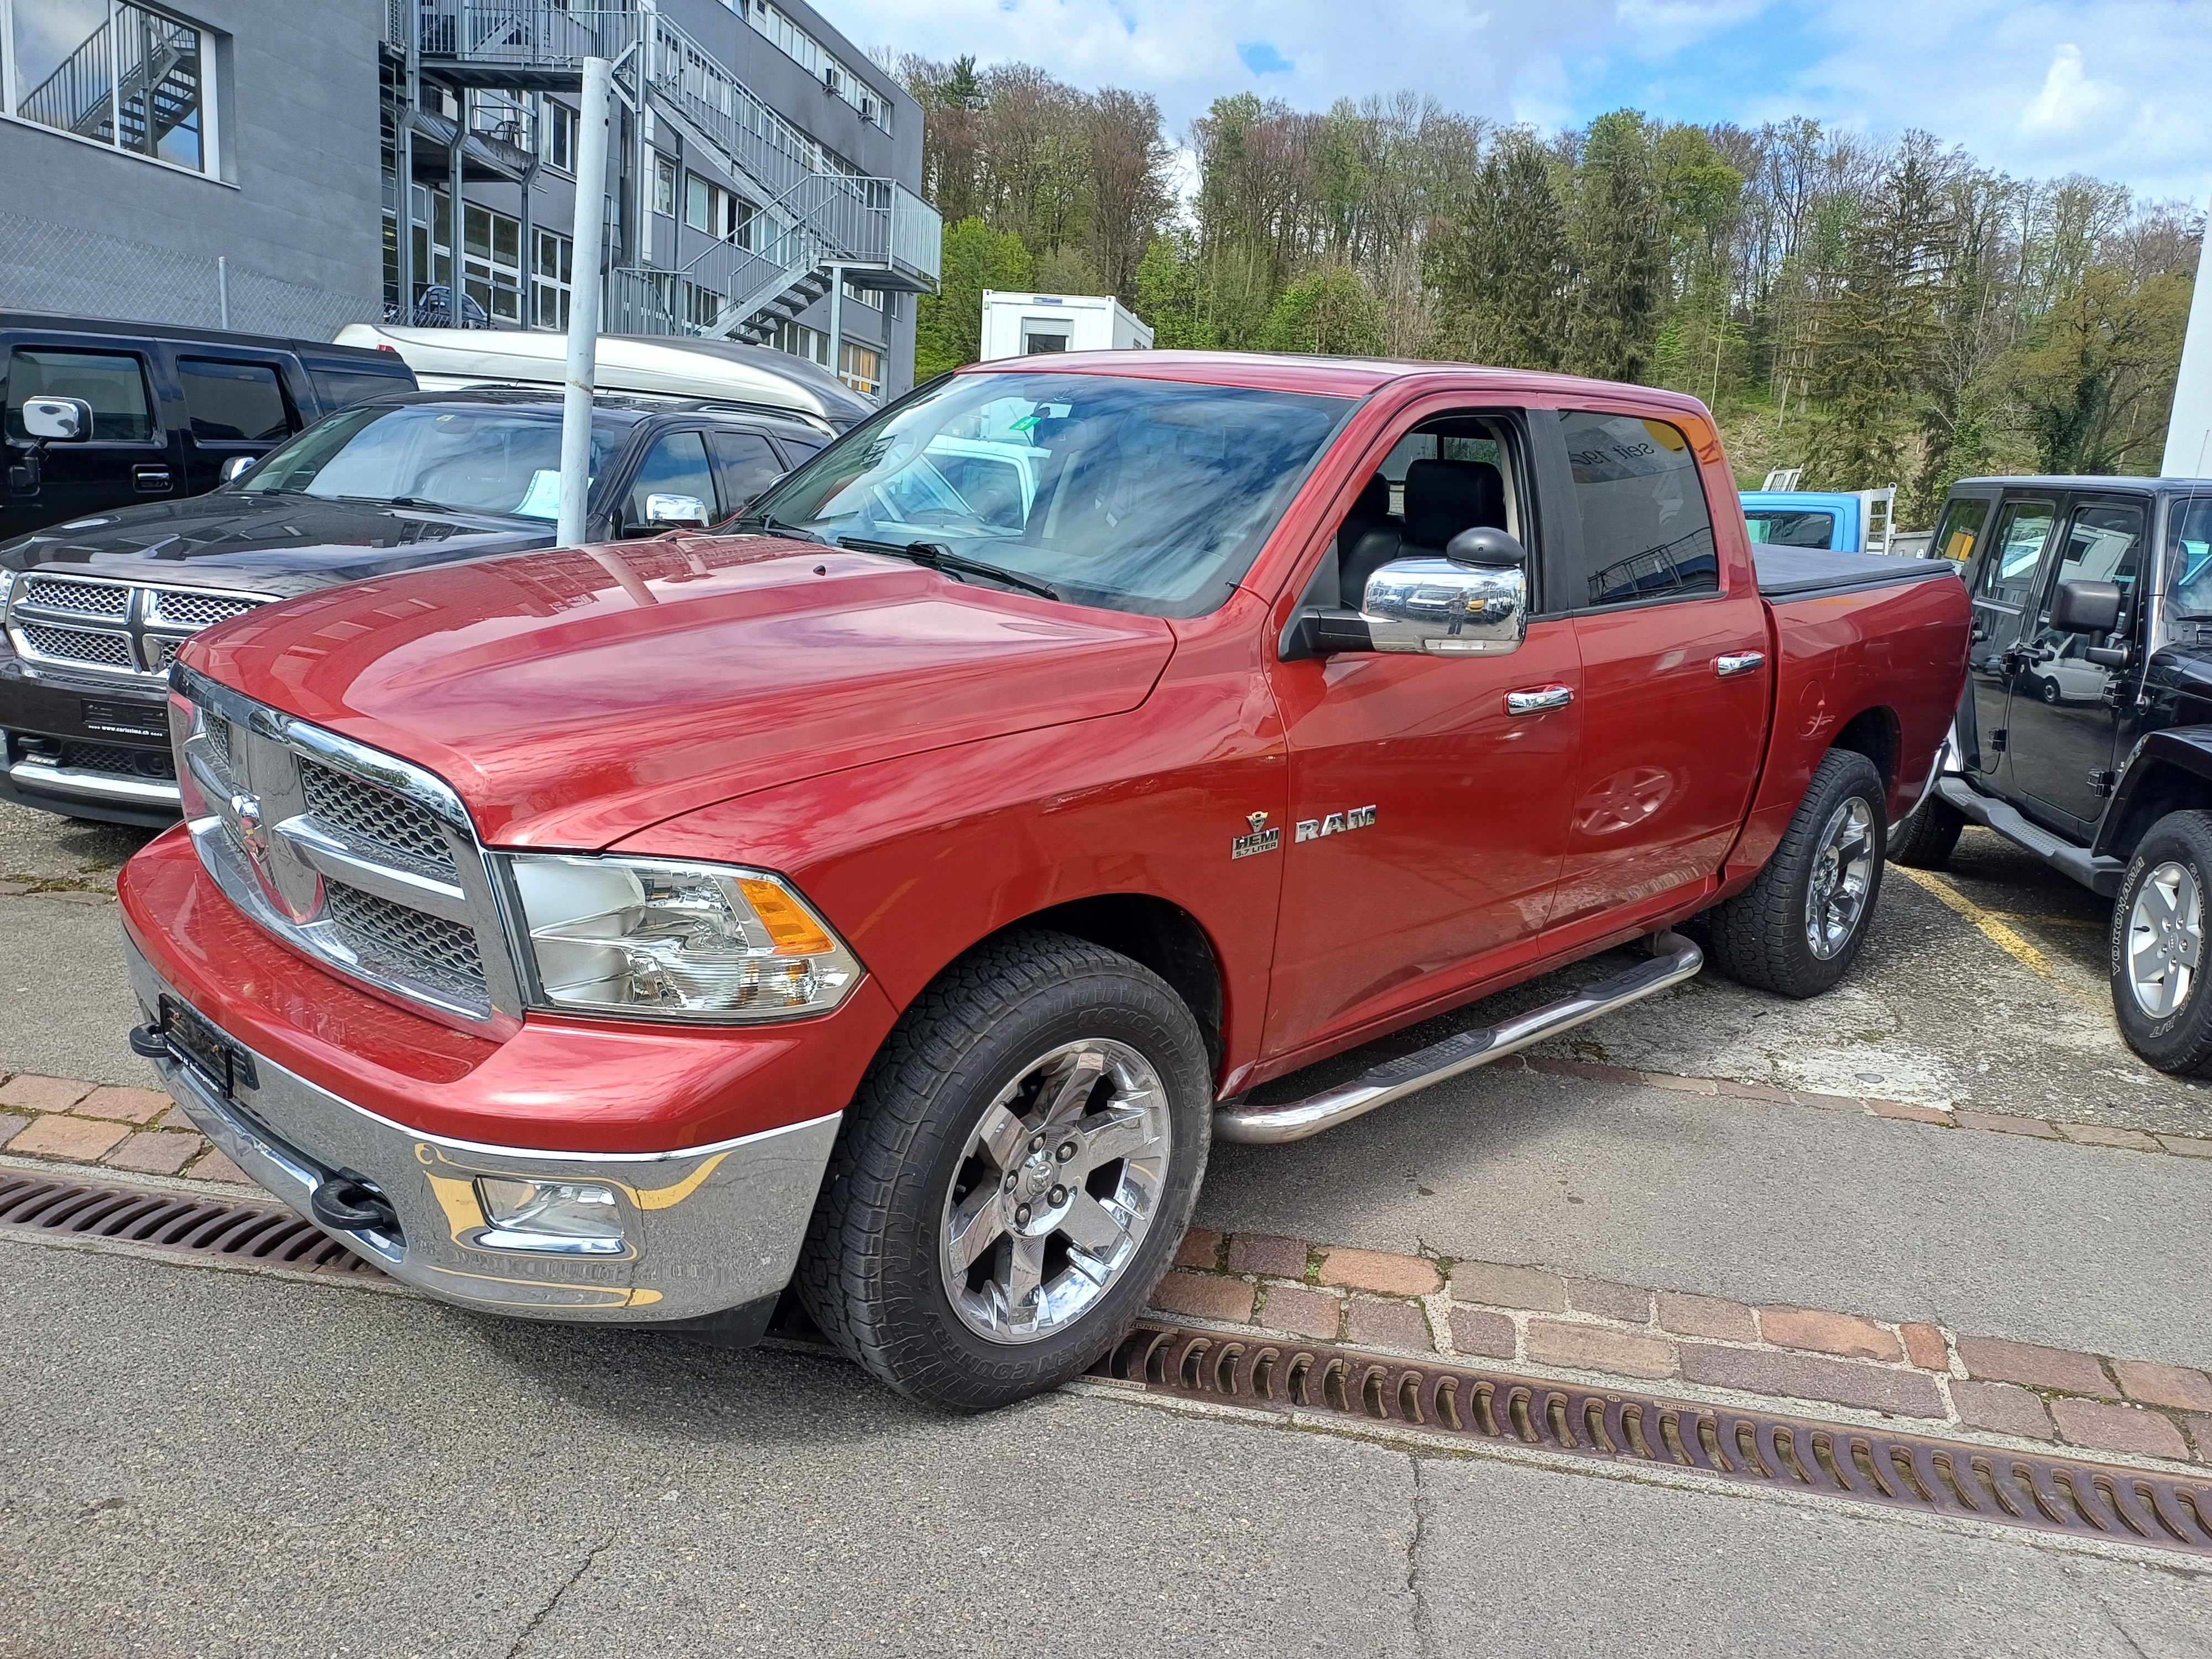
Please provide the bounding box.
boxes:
[1213,932,1704,1145]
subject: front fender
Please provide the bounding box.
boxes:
[2096,727,2212,859]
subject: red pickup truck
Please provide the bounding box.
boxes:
[118,354,1969,1409]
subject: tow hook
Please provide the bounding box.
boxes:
[127,1024,169,1060]
[310,1169,401,1235]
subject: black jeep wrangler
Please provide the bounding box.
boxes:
[1896,474,2212,1072]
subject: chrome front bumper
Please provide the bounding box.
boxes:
[126,941,840,1326]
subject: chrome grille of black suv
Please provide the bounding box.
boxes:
[8,575,270,678]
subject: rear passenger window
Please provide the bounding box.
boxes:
[4,348,156,441]
[179,359,292,441]
[1559,409,1717,608]
[1933,495,1991,567]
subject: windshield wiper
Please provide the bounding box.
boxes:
[733,511,830,545]
[836,537,1061,602]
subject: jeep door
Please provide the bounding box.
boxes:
[1262,400,1580,1056]
[1,333,175,538]
[1961,492,2061,793]
[2002,495,2149,836]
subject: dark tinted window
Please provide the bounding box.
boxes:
[706,431,783,514]
[4,348,155,441]
[2054,504,2145,604]
[241,404,622,517]
[1560,409,1717,607]
[1744,509,1836,548]
[179,359,291,441]
[1933,495,1991,567]
[311,366,414,413]
[2169,494,2212,617]
[626,431,716,525]
[1975,500,2056,608]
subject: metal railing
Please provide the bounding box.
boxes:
[405,0,633,66]
[17,18,114,137]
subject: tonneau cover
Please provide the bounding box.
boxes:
[1755,546,1959,599]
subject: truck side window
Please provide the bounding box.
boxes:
[626,431,717,525]
[1975,502,2055,609]
[1932,495,1990,567]
[706,431,784,515]
[2052,504,2144,611]
[178,359,292,441]
[1559,409,1717,607]
[2168,494,2212,618]
[4,348,156,441]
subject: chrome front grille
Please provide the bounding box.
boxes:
[323,881,488,1006]
[174,669,519,1026]
[299,760,458,878]
[7,573,273,679]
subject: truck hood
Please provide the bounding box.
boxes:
[184,535,1177,848]
[0,491,554,597]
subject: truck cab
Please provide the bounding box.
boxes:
[1739,487,1896,554]
[1898,476,2212,1073]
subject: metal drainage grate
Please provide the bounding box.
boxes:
[0,1173,383,1279]
[1094,1324,2212,1557]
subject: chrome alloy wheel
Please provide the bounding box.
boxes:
[938,1038,1171,1344]
[2126,860,2204,1019]
[1806,796,1876,961]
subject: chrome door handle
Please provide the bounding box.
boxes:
[1715,651,1765,677]
[1505,684,1574,716]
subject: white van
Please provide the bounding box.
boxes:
[332,326,873,436]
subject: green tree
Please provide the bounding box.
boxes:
[915,218,1033,381]
[1260,265,1385,355]
[1431,128,1568,369]
[1132,232,1215,348]
[1566,111,1666,382]
[2009,267,2192,473]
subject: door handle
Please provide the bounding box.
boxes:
[1505,684,1573,716]
[1715,651,1765,677]
[132,465,173,493]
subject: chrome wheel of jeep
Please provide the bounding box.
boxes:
[938,1037,1171,1344]
[2125,860,2203,1019]
[1805,796,1876,960]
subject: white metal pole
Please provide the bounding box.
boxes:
[558,55,614,548]
[216,257,229,329]
[826,262,844,390]
[2162,219,2212,478]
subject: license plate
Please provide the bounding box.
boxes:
[81,698,169,740]
[159,995,255,1101]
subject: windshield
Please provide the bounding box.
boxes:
[745,371,1352,617]
[2167,492,2212,617]
[1744,509,1837,549]
[241,404,622,518]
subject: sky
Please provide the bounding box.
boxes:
[838,0,2212,202]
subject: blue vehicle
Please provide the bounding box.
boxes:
[1740,483,1897,554]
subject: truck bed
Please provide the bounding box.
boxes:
[1754,546,1959,599]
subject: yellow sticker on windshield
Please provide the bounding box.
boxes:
[1641,419,1689,452]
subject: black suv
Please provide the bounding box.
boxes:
[0,386,827,826]
[1893,475,2212,1071]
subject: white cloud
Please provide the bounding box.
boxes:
[833,0,2212,199]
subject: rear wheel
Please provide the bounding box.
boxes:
[2110,813,2212,1075]
[796,930,1211,1411]
[1889,795,1965,869]
[2038,676,2062,705]
[1705,748,1887,999]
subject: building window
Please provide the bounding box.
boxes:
[684,172,748,243]
[772,319,828,368]
[840,278,884,312]
[538,95,577,171]
[742,1,889,131]
[838,341,882,399]
[5,0,214,174]
[684,283,721,331]
[533,227,572,331]
[653,153,677,217]
[463,200,523,325]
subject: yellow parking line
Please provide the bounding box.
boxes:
[1891,865,2097,1005]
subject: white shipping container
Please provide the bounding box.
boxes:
[980,291,1155,361]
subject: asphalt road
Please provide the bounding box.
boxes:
[4,1242,2205,1659]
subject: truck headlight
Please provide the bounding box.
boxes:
[503,854,862,1021]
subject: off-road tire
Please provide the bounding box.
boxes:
[2109,812,2212,1076]
[1704,748,1887,999]
[1889,795,1965,869]
[795,929,1212,1411]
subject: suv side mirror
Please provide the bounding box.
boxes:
[2050,578,2123,636]
[219,455,257,484]
[643,492,710,530]
[1361,556,1526,657]
[22,396,92,442]
[1445,525,1527,567]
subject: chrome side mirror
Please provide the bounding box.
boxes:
[22,395,93,442]
[219,455,257,484]
[1363,556,1526,656]
[644,492,711,530]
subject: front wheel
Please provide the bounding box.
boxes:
[2110,813,2212,1075]
[2038,676,2063,705]
[796,930,1212,1411]
[1705,748,1887,999]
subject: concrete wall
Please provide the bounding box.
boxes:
[0,0,385,337]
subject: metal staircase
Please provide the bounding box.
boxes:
[20,7,202,156]
[389,0,938,346]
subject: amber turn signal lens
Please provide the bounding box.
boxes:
[737,878,836,956]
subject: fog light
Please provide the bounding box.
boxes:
[472,1177,627,1255]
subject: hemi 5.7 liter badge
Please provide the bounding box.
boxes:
[1232,811,1281,859]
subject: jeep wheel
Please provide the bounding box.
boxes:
[1704,748,1887,999]
[1889,795,1965,869]
[2110,813,2212,1075]
[796,930,1211,1411]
